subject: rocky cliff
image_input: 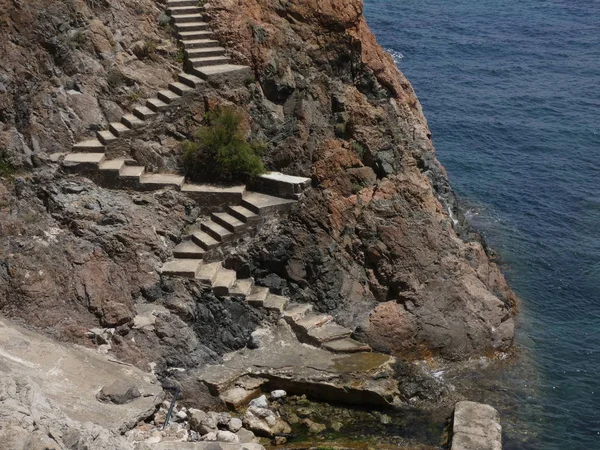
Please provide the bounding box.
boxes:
[0,0,516,416]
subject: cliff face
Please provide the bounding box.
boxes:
[0,0,515,384]
[206,0,517,360]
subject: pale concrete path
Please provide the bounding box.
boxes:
[0,317,162,431]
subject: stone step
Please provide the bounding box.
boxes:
[49,153,67,162]
[119,165,145,181]
[175,21,210,33]
[212,268,237,296]
[210,212,246,233]
[72,139,105,153]
[98,158,125,175]
[109,122,131,137]
[191,64,253,82]
[121,114,144,129]
[182,38,219,49]
[200,220,233,242]
[173,240,205,259]
[96,130,117,145]
[323,338,372,354]
[229,278,254,298]
[185,47,226,58]
[62,153,105,170]
[167,6,202,15]
[189,55,231,68]
[168,81,194,96]
[282,303,314,322]
[139,173,185,190]
[255,171,312,199]
[157,89,181,104]
[161,258,201,278]
[227,205,260,224]
[167,0,198,7]
[181,183,246,205]
[146,98,169,112]
[246,286,270,307]
[178,30,212,40]
[178,72,205,88]
[308,322,353,344]
[195,261,222,284]
[133,105,157,120]
[294,313,333,332]
[171,13,203,24]
[263,293,289,313]
[241,191,297,215]
[189,230,220,250]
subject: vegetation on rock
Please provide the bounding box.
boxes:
[182,107,266,182]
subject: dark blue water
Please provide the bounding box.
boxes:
[363,1,600,449]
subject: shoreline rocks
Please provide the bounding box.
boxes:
[451,401,502,450]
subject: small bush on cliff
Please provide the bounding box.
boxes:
[183,107,266,182]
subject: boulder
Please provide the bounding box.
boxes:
[228,418,243,432]
[243,406,291,437]
[96,380,141,405]
[451,401,502,450]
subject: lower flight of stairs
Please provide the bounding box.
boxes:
[161,258,371,354]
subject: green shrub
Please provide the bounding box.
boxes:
[158,12,171,27]
[0,156,17,181]
[106,69,125,90]
[352,141,365,158]
[183,107,266,182]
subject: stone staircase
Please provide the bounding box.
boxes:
[60,0,251,164]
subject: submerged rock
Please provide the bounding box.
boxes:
[451,401,502,450]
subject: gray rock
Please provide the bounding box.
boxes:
[451,401,502,450]
[228,417,243,432]
[243,406,291,438]
[217,430,240,443]
[96,380,140,405]
[236,428,258,444]
[270,390,286,400]
[248,395,268,409]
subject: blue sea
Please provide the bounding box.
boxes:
[363,1,600,449]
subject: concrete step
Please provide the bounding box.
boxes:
[255,172,312,199]
[191,64,252,82]
[211,212,246,233]
[201,220,233,242]
[189,230,220,250]
[182,38,219,49]
[263,293,289,313]
[173,240,205,259]
[323,338,372,353]
[185,47,226,58]
[308,322,352,344]
[189,56,231,68]
[171,13,203,24]
[295,313,333,332]
[109,122,131,137]
[212,268,237,296]
[176,21,210,33]
[230,278,254,299]
[196,261,222,284]
[98,158,126,175]
[282,303,314,322]
[119,165,145,182]
[167,0,198,7]
[146,98,169,112]
[121,114,144,129]
[139,173,185,190]
[178,30,212,40]
[157,89,181,104]
[178,72,205,88]
[161,258,201,278]
[133,105,157,120]
[73,139,105,152]
[246,286,270,307]
[241,191,296,215]
[168,81,194,96]
[181,183,246,205]
[96,130,117,145]
[227,205,260,224]
[62,153,105,170]
[167,6,202,15]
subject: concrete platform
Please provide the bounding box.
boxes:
[173,240,205,259]
[190,230,220,250]
[201,220,233,242]
[195,261,222,284]
[246,286,269,306]
[139,173,185,190]
[241,192,296,215]
[263,294,289,313]
[194,321,397,407]
[212,268,237,296]
[230,278,254,298]
[73,139,105,152]
[211,212,246,233]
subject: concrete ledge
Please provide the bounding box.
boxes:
[248,171,311,199]
[182,183,246,211]
[451,401,502,450]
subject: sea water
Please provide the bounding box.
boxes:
[363,1,600,449]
